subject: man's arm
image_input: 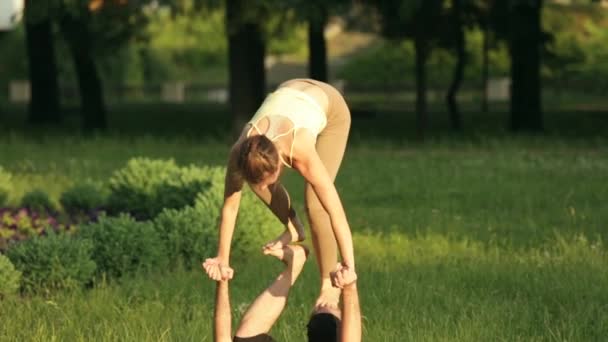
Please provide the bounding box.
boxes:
[214,280,233,342]
[331,264,361,342]
[340,283,361,342]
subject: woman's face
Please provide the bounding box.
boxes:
[255,165,282,191]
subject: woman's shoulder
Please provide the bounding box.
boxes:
[291,129,317,167]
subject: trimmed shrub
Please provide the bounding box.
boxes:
[153,166,281,267]
[107,158,213,220]
[0,254,21,298]
[20,190,56,213]
[78,214,166,278]
[153,166,223,268]
[60,182,107,215]
[234,187,284,256]
[0,208,76,252]
[0,167,12,207]
[5,231,96,293]
[154,204,217,269]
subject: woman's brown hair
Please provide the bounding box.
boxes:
[237,135,279,184]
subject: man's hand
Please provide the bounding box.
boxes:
[203,257,234,281]
[330,263,357,289]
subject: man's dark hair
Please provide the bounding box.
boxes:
[307,313,341,342]
[233,334,275,342]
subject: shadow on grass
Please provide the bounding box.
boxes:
[1,101,607,145]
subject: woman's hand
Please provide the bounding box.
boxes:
[202,257,234,281]
[330,263,357,289]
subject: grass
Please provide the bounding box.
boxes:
[1,234,606,341]
[0,102,607,341]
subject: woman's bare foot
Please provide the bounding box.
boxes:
[263,218,306,252]
[264,244,309,269]
[315,286,341,310]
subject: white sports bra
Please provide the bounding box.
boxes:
[247,87,327,168]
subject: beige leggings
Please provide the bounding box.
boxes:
[251,78,351,284]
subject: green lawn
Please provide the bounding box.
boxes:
[0,104,607,341]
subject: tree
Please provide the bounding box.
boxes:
[59,0,151,131]
[445,0,466,130]
[307,1,328,82]
[488,0,546,131]
[24,0,62,124]
[59,9,107,131]
[508,0,543,131]
[284,0,351,83]
[444,0,487,129]
[226,0,267,135]
[367,0,444,139]
[479,0,492,114]
[23,0,151,131]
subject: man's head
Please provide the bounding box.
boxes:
[307,313,341,342]
[233,333,275,342]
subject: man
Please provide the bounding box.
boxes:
[204,245,361,342]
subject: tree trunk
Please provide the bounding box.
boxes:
[482,17,489,113]
[226,0,266,136]
[60,15,107,131]
[25,14,61,124]
[414,33,429,140]
[509,0,543,131]
[446,0,465,131]
[308,4,328,82]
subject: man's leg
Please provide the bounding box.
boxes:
[234,245,308,338]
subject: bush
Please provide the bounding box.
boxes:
[107,158,213,220]
[78,214,166,278]
[153,166,281,267]
[336,34,510,88]
[234,187,284,257]
[0,208,76,252]
[5,231,96,293]
[20,190,56,213]
[60,182,107,215]
[154,204,218,269]
[0,254,21,298]
[0,167,12,207]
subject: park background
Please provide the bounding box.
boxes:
[0,0,607,341]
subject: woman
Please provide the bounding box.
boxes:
[203,78,354,309]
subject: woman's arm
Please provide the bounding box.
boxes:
[294,136,355,269]
[216,146,244,264]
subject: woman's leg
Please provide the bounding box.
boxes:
[303,80,351,308]
[249,182,305,246]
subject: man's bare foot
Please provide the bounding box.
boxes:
[264,244,309,268]
[315,286,341,310]
[263,219,306,252]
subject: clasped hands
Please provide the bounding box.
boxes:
[202,256,357,288]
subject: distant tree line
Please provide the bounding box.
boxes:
[16,0,605,136]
